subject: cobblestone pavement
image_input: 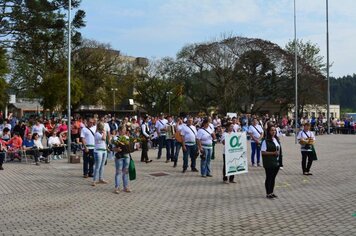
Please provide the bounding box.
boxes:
[0,135,355,236]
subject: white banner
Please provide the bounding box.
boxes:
[225,132,248,176]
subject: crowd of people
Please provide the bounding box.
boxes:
[0,110,340,199]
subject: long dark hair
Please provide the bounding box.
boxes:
[265,123,280,143]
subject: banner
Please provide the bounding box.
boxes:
[225,132,248,176]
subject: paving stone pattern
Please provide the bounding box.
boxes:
[0,135,355,236]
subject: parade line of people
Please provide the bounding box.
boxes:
[0,113,318,199]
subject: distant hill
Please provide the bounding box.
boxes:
[331,74,356,111]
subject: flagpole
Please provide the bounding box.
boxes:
[326,0,330,134]
[67,0,72,161]
[294,0,298,143]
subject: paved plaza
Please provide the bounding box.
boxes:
[0,134,355,236]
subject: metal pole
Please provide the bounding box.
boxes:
[294,0,298,143]
[67,0,72,161]
[326,0,330,134]
[168,94,171,115]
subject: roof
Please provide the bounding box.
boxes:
[10,100,43,110]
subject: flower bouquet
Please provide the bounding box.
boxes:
[112,136,140,154]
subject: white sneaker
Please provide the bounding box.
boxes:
[52,156,57,160]
[58,155,62,159]
[280,167,284,170]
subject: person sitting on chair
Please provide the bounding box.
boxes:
[5,132,23,162]
[48,130,65,160]
[33,133,52,163]
[22,133,40,166]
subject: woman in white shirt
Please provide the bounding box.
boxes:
[48,130,64,160]
[221,122,236,184]
[92,122,108,186]
[197,119,213,178]
[261,125,281,199]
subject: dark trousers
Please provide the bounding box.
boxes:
[157,135,166,159]
[141,139,149,162]
[223,154,235,182]
[83,149,95,176]
[301,151,313,173]
[166,139,175,161]
[52,146,65,155]
[264,167,279,195]
[174,142,182,164]
[0,152,4,164]
[182,145,197,170]
[24,149,40,163]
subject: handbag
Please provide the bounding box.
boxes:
[311,145,318,161]
[129,157,136,181]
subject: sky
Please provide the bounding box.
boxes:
[79,0,356,78]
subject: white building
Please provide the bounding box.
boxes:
[288,104,340,119]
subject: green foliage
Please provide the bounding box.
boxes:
[0,48,9,110]
[331,74,356,111]
[3,0,85,111]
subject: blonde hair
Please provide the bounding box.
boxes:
[96,122,105,133]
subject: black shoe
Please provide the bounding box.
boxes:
[0,166,3,170]
[165,160,170,163]
[307,172,313,175]
[266,194,275,199]
[173,162,177,168]
[207,174,213,177]
[271,193,278,198]
[156,157,161,160]
[182,169,186,173]
[83,174,88,178]
[88,174,94,177]
[191,168,199,172]
[146,160,152,163]
[36,162,40,166]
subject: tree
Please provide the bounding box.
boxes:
[284,39,327,117]
[134,58,185,115]
[0,47,9,110]
[3,0,85,111]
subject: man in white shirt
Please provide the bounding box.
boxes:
[165,116,176,163]
[248,118,264,167]
[297,123,316,175]
[155,113,168,160]
[181,117,198,173]
[81,118,97,178]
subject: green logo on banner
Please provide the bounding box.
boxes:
[230,136,241,148]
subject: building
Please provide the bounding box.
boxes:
[288,104,340,119]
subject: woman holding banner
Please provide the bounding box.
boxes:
[261,125,281,199]
[221,122,236,184]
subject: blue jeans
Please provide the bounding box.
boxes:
[251,142,261,165]
[200,148,212,176]
[83,149,94,176]
[157,135,166,159]
[115,156,130,189]
[174,142,182,163]
[166,139,175,161]
[182,144,197,170]
[93,150,107,181]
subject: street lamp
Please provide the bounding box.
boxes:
[111,88,118,112]
[166,91,173,115]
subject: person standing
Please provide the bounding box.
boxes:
[221,122,236,184]
[181,117,198,173]
[113,126,131,193]
[165,116,175,163]
[155,113,168,160]
[297,123,315,175]
[248,118,264,167]
[197,119,213,177]
[140,115,152,163]
[173,117,184,168]
[261,125,281,199]
[81,118,96,178]
[92,122,108,186]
